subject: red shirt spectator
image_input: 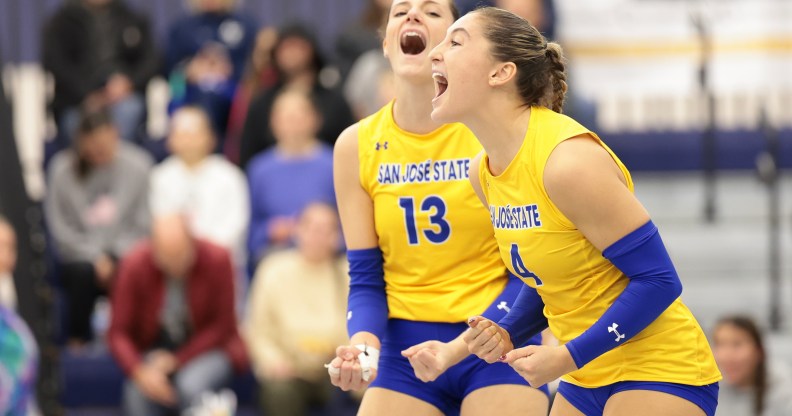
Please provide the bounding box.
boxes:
[108,214,247,414]
[109,238,247,374]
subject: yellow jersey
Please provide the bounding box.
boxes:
[358,101,507,323]
[478,106,721,387]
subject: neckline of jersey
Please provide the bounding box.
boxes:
[484,106,537,180]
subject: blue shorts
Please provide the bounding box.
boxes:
[557,380,719,416]
[371,319,548,416]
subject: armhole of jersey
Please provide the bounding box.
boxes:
[582,131,635,194]
[475,153,491,204]
[356,104,393,196]
[356,120,371,195]
[595,135,634,193]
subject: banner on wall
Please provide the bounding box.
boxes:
[557,0,792,132]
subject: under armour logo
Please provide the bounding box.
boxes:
[608,323,625,342]
[347,311,352,320]
[497,301,511,313]
[375,141,389,151]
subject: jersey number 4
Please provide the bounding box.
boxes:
[398,196,450,245]
[510,243,543,286]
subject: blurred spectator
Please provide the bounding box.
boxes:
[225,27,279,163]
[239,24,354,168]
[0,307,38,415]
[344,50,394,119]
[335,0,391,82]
[337,0,395,119]
[149,106,250,305]
[0,217,18,310]
[493,0,595,128]
[165,0,257,145]
[108,214,248,416]
[244,202,348,416]
[456,0,493,15]
[45,106,151,346]
[457,0,558,30]
[42,0,159,144]
[713,316,792,416]
[0,215,38,415]
[493,0,556,39]
[246,88,336,269]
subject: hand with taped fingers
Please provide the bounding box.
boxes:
[401,340,457,382]
[463,316,514,363]
[326,345,379,391]
[501,344,578,388]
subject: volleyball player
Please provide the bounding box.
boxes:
[325,1,549,415]
[429,7,721,416]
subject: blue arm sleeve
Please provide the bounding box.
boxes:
[346,248,388,340]
[479,273,522,321]
[496,278,548,348]
[565,220,683,369]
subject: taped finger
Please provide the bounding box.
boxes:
[324,363,341,378]
[356,344,379,382]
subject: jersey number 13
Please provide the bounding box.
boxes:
[398,196,450,245]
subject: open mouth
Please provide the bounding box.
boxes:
[401,31,427,55]
[432,72,448,99]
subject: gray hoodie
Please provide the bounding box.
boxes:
[45,141,152,262]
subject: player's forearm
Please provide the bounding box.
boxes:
[346,248,389,340]
[444,332,473,367]
[349,331,382,350]
[498,284,548,347]
[566,220,682,368]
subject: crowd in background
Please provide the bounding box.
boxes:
[37,0,403,413]
[0,0,790,415]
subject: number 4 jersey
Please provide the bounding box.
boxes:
[357,100,508,323]
[477,106,720,388]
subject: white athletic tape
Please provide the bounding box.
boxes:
[324,363,341,377]
[324,344,381,382]
[355,344,380,382]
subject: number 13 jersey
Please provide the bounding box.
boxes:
[358,100,508,323]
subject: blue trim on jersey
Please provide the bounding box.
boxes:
[558,381,719,416]
[565,220,683,369]
[497,276,548,348]
[346,247,388,340]
[372,319,547,416]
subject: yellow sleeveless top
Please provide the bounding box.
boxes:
[358,101,507,322]
[478,106,721,387]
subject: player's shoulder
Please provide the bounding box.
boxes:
[336,102,398,166]
[334,122,362,161]
[544,135,621,189]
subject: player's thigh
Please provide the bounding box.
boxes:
[549,393,586,416]
[357,387,444,416]
[461,384,549,416]
[604,390,706,416]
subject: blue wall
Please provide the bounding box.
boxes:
[604,129,792,172]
